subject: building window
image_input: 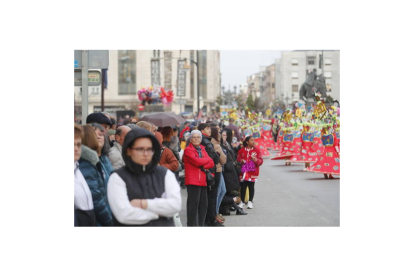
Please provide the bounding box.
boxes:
[292,85,298,92]
[307,57,316,65]
[326,84,332,92]
[325,59,332,65]
[118,50,136,95]
[291,72,298,79]
[272,83,275,88]
[291,59,298,66]
[324,72,332,78]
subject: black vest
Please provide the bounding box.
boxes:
[113,166,174,227]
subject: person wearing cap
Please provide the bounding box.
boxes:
[86,112,113,133]
[107,128,181,226]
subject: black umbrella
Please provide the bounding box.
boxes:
[140,112,186,127]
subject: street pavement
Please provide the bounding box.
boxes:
[178,149,340,227]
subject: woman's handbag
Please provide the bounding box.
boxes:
[201,167,215,187]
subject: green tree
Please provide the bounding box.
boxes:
[216,95,223,112]
[326,95,334,103]
[246,94,255,111]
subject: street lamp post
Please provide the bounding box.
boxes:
[183,50,200,123]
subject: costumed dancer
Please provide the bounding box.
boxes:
[305,124,340,178]
[312,122,324,157]
[288,120,303,165]
[270,125,294,164]
[334,120,340,155]
[290,122,318,169]
[262,119,276,149]
[274,121,284,151]
[252,122,270,157]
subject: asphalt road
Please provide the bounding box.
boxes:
[178,150,340,227]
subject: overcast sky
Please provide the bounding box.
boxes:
[220,50,285,92]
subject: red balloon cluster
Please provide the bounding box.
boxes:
[137,86,174,106]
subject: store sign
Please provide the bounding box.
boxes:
[93,105,125,113]
[74,70,101,86]
[164,51,172,90]
[74,50,109,69]
[151,59,160,86]
[177,59,187,97]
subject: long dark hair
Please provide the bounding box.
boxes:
[220,128,231,146]
[210,126,220,142]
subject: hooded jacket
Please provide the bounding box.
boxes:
[107,128,181,226]
[78,145,113,226]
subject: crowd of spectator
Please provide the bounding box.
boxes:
[74,111,264,227]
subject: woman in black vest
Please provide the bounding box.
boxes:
[107,128,182,226]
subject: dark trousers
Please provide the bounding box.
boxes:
[205,173,220,224]
[186,185,208,226]
[240,181,255,203]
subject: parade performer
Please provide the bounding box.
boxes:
[305,124,340,178]
[290,123,318,169]
[312,123,324,157]
[252,122,270,157]
[262,119,276,149]
[334,120,340,154]
[274,123,284,151]
[288,123,304,165]
[270,126,294,164]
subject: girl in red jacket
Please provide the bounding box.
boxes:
[183,130,215,226]
[237,136,264,209]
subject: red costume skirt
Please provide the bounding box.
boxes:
[291,141,318,163]
[271,140,294,160]
[305,146,340,175]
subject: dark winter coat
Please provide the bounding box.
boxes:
[78,146,114,226]
[221,142,241,192]
[201,134,220,173]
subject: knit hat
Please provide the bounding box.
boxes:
[107,129,116,136]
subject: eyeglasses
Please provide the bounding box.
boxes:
[130,147,155,155]
[191,136,201,140]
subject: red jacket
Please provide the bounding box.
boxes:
[237,146,263,179]
[183,143,214,186]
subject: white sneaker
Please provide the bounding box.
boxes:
[238,202,245,209]
[247,201,253,209]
